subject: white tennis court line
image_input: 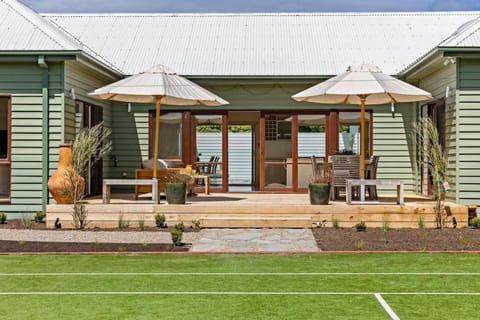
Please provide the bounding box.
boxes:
[375,293,400,320]
[0,291,479,296]
[0,272,479,276]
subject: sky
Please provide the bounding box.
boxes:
[20,0,480,13]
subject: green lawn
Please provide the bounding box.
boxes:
[0,254,478,319]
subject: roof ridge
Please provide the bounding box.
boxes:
[42,11,480,18]
[2,0,79,50]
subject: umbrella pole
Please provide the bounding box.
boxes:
[360,96,366,179]
[153,101,161,179]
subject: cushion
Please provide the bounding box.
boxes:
[142,159,168,169]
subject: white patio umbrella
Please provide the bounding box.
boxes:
[89,64,229,180]
[292,64,432,178]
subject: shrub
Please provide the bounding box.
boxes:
[63,122,111,229]
[418,215,425,229]
[138,215,145,231]
[21,214,33,229]
[354,240,365,251]
[174,222,185,232]
[355,221,367,232]
[34,211,46,223]
[117,214,130,229]
[382,216,390,232]
[414,118,449,229]
[0,212,6,224]
[171,228,183,246]
[470,217,480,228]
[332,218,340,229]
[154,214,166,228]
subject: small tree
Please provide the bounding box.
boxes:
[61,122,111,229]
[414,117,449,229]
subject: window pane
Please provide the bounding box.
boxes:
[264,114,291,188]
[0,99,7,159]
[158,112,182,159]
[0,97,10,199]
[297,114,326,187]
[195,115,223,188]
[0,165,10,198]
[338,112,370,156]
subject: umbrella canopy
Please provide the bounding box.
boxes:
[292,64,432,178]
[90,64,228,182]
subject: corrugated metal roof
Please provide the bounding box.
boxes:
[0,0,78,51]
[440,16,480,47]
[44,12,480,76]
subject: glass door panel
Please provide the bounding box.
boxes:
[338,111,370,157]
[297,114,326,188]
[263,114,292,190]
[159,112,182,160]
[194,114,224,190]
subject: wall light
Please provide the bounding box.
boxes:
[127,103,132,113]
[66,87,76,100]
[391,102,395,113]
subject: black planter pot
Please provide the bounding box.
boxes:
[309,183,330,205]
[166,183,187,204]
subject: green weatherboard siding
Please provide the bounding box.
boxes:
[0,61,63,216]
[457,58,480,205]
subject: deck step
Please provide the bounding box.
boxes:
[199,216,312,228]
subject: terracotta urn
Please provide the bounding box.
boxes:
[47,143,85,204]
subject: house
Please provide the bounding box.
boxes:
[1,0,480,217]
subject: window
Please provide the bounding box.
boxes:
[149,112,183,159]
[0,96,11,201]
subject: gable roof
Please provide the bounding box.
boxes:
[44,12,480,76]
[439,16,480,47]
[0,0,79,51]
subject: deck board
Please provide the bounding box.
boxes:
[46,193,468,229]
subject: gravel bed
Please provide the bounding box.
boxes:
[0,229,199,244]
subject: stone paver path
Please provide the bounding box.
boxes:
[190,228,319,252]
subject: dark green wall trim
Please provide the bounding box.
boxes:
[38,56,49,212]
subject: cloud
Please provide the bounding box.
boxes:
[20,0,480,13]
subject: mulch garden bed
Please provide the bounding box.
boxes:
[0,240,190,253]
[313,227,480,251]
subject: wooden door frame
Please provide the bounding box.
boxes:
[82,102,103,196]
[259,112,296,192]
[0,95,11,202]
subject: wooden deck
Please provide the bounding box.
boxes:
[46,192,468,229]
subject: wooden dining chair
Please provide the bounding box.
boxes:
[331,155,361,200]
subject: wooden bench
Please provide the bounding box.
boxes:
[103,179,158,204]
[346,179,404,205]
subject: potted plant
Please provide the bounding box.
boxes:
[309,167,331,205]
[165,174,193,204]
